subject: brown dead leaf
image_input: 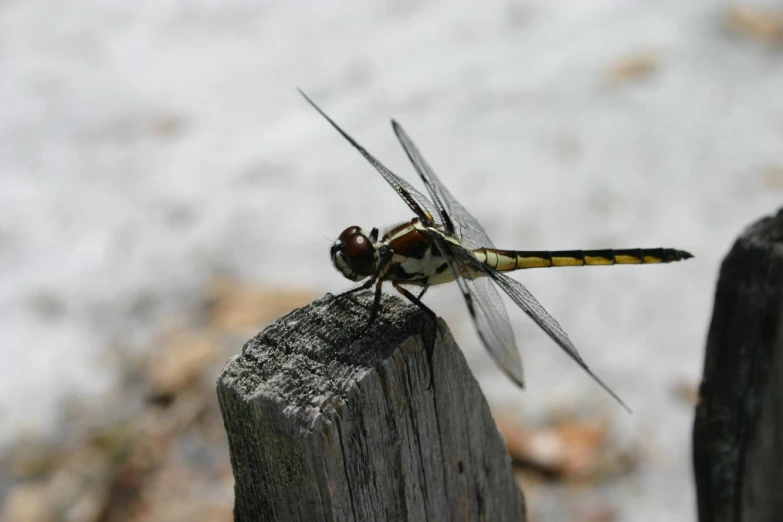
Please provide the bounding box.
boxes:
[577,504,617,522]
[5,439,60,479]
[1,484,52,522]
[763,164,783,189]
[130,461,232,522]
[206,276,317,332]
[2,276,260,522]
[671,378,700,406]
[606,51,663,84]
[151,114,186,138]
[496,414,634,481]
[724,5,783,46]
[149,329,222,399]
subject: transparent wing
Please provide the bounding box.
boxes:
[392,120,494,250]
[428,234,525,386]
[487,269,631,412]
[298,90,440,227]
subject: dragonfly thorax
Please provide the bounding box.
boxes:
[302,89,692,413]
[330,226,379,281]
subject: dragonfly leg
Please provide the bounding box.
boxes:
[393,283,436,320]
[337,278,383,351]
[358,279,385,337]
[416,286,428,300]
[333,245,393,301]
[336,247,394,346]
[393,282,437,390]
[334,278,376,301]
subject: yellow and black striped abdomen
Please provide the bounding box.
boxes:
[473,247,693,271]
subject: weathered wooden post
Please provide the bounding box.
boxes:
[217,291,525,522]
[693,208,783,522]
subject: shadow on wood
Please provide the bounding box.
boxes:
[693,208,783,522]
[217,291,525,522]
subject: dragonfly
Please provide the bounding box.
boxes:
[299,89,692,412]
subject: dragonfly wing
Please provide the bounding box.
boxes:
[392,120,495,250]
[428,234,525,386]
[487,269,631,412]
[299,89,441,227]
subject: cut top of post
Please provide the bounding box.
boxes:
[218,291,525,522]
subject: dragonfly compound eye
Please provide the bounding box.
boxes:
[343,233,375,276]
[338,226,362,244]
[301,90,693,412]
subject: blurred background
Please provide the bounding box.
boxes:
[1,1,782,521]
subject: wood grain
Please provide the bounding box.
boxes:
[693,208,783,522]
[218,290,525,522]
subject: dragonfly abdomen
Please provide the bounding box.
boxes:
[474,248,693,271]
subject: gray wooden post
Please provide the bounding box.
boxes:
[693,208,783,522]
[217,291,525,522]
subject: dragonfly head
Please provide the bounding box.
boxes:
[331,226,378,281]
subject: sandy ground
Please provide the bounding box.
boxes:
[1,1,782,520]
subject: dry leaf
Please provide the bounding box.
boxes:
[148,329,221,399]
[606,51,662,84]
[1,484,52,522]
[577,504,617,522]
[724,5,783,46]
[151,114,186,137]
[671,378,700,406]
[206,276,317,331]
[763,164,783,189]
[496,414,634,481]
